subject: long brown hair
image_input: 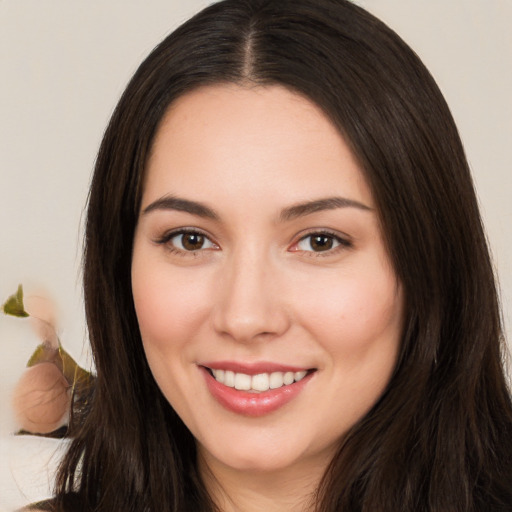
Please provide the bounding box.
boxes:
[56,0,512,510]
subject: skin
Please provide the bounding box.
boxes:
[131,84,404,511]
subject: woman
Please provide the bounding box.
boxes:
[30,0,512,510]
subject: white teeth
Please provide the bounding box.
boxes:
[234,373,251,390]
[269,372,284,389]
[283,371,295,385]
[294,370,307,382]
[251,373,270,392]
[224,370,235,387]
[210,368,310,392]
[212,369,225,382]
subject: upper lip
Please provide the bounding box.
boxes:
[199,360,314,375]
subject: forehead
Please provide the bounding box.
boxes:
[143,84,373,210]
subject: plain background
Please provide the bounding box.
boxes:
[0,0,511,445]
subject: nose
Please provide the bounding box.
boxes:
[212,249,290,343]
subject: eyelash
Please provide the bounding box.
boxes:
[292,230,352,257]
[154,228,218,256]
[154,228,352,257]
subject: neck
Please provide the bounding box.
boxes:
[198,448,330,512]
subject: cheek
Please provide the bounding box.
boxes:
[131,256,210,412]
[131,255,212,358]
[293,262,402,358]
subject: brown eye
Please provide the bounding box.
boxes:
[295,232,348,253]
[181,233,205,251]
[309,235,334,251]
[165,231,217,252]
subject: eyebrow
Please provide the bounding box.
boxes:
[142,194,372,222]
[142,195,220,220]
[279,196,372,222]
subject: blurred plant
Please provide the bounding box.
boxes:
[2,284,28,317]
[2,284,94,435]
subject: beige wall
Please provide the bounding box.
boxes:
[0,0,510,410]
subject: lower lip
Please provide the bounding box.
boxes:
[200,367,314,417]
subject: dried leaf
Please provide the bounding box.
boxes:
[27,344,48,366]
[58,346,93,389]
[2,284,29,317]
[26,343,91,384]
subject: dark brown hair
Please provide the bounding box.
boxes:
[56,0,512,510]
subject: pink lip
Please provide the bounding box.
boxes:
[199,365,315,417]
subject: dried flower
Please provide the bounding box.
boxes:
[3,284,94,435]
[12,362,70,434]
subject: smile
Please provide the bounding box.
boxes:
[200,363,316,416]
[208,368,309,392]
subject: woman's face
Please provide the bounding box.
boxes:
[132,84,403,476]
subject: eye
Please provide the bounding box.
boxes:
[156,229,218,253]
[293,231,351,254]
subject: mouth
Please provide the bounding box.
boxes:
[203,367,314,393]
[199,363,317,416]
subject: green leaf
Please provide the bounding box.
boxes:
[27,344,47,366]
[58,346,93,388]
[2,284,29,317]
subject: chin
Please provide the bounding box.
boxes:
[199,427,327,475]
